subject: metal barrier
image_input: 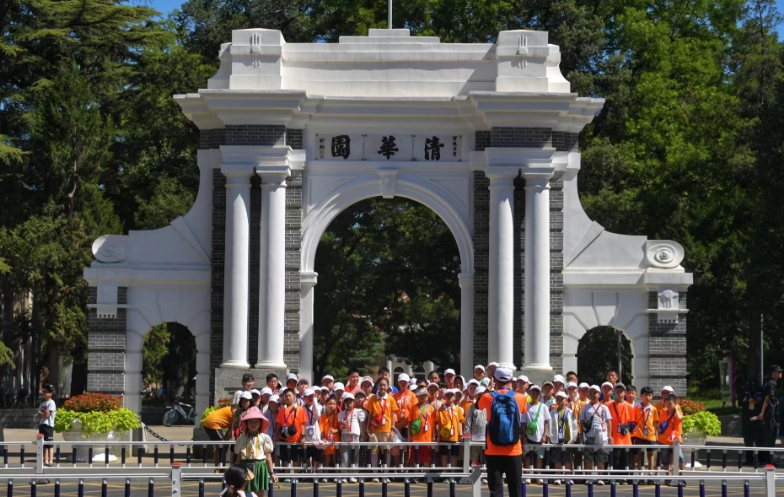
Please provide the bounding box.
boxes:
[0,436,782,497]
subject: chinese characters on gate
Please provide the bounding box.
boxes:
[317,134,462,162]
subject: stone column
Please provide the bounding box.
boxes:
[487,173,516,369]
[298,271,318,381]
[459,272,475,376]
[221,170,252,368]
[256,170,290,369]
[523,171,554,370]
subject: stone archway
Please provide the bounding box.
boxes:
[576,326,633,386]
[298,172,476,380]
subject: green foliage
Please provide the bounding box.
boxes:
[682,411,722,437]
[142,325,171,388]
[54,407,140,435]
[200,406,216,426]
[577,327,633,385]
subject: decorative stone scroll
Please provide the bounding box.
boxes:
[92,235,127,263]
[645,240,684,269]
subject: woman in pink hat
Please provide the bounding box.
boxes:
[233,409,277,495]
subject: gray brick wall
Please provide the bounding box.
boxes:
[248,175,261,366]
[513,176,525,367]
[284,170,303,372]
[287,129,303,150]
[552,132,579,152]
[475,131,491,151]
[475,128,579,152]
[647,291,687,393]
[472,168,489,365]
[549,173,564,371]
[211,168,226,396]
[225,125,286,147]
[86,288,128,395]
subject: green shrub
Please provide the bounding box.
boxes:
[54,408,141,436]
[682,411,722,437]
[200,406,217,426]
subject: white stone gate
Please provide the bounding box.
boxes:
[84,28,692,415]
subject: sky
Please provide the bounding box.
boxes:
[150,0,784,39]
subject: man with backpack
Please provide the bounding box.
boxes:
[477,366,527,497]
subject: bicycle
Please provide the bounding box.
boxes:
[163,400,196,426]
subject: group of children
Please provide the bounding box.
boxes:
[217,365,684,494]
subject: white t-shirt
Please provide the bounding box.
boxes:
[38,399,56,427]
[338,408,366,437]
[523,402,550,442]
[579,402,613,444]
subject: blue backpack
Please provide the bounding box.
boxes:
[488,390,522,446]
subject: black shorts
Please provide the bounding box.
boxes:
[631,438,655,456]
[39,425,54,447]
[438,443,460,457]
[306,446,322,461]
[204,428,225,441]
[280,443,304,463]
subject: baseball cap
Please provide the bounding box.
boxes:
[322,375,334,382]
[286,373,298,382]
[579,382,590,390]
[427,382,439,390]
[334,382,345,390]
[474,364,485,372]
[320,386,329,392]
[566,382,578,390]
[342,392,355,401]
[494,366,514,383]
[361,376,374,386]
[771,365,783,373]
[398,373,410,383]
[661,386,674,393]
[297,377,310,385]
[269,395,280,404]
[589,385,601,392]
[555,391,568,399]
[476,386,487,395]
[303,388,315,396]
[415,387,428,397]
[517,375,530,383]
[543,380,554,387]
[468,379,480,386]
[529,385,542,392]
[409,384,417,391]
[487,362,499,368]
[553,375,565,384]
[444,389,456,396]
[601,382,614,390]
[250,389,260,396]
[260,387,273,396]
[240,391,252,400]
[615,382,626,390]
[444,368,456,376]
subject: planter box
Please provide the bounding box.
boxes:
[60,420,133,462]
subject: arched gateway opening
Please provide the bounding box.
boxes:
[312,198,461,380]
[577,326,633,385]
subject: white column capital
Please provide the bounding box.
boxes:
[256,165,291,185]
[301,271,318,288]
[458,272,474,289]
[521,166,555,189]
[221,167,255,183]
[486,172,517,189]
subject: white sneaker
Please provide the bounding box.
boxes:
[553,480,562,485]
[524,479,531,484]
[371,478,380,483]
[349,478,358,483]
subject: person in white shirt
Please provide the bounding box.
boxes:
[338,393,365,482]
[37,384,56,466]
[522,385,550,483]
[302,388,323,470]
[232,374,255,410]
[579,385,614,485]
[549,392,578,485]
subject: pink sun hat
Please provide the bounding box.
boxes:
[239,408,269,434]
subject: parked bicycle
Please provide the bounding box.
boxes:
[163,400,196,426]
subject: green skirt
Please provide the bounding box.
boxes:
[242,459,270,492]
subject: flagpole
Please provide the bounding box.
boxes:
[388,0,392,28]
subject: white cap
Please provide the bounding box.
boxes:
[444,368,456,376]
[334,382,345,391]
[517,375,530,383]
[260,387,273,396]
[579,382,590,390]
[398,373,410,383]
[589,385,601,392]
[487,362,499,368]
[240,392,252,400]
[566,382,578,390]
[529,385,542,392]
[320,386,330,392]
[286,373,298,381]
[322,375,334,382]
[361,376,374,386]
[303,388,315,397]
[468,379,480,386]
[298,376,310,385]
[555,391,568,399]
[269,395,280,403]
[250,389,260,396]
[601,382,614,390]
[444,389,456,396]
[342,392,355,401]
[474,364,485,372]
[409,378,417,385]
[427,382,439,390]
[661,386,674,393]
[554,375,565,384]
[476,386,487,395]
[409,384,417,391]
